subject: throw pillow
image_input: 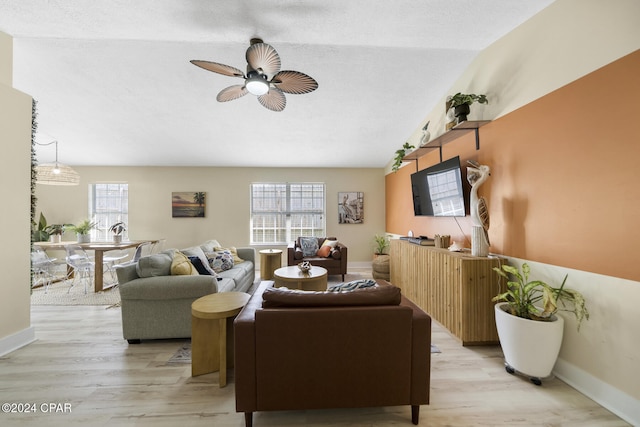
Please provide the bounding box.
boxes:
[215,246,245,264]
[321,238,338,249]
[207,249,235,272]
[200,239,222,253]
[317,245,331,257]
[171,251,198,276]
[299,237,319,257]
[181,246,218,275]
[328,278,377,292]
[187,256,217,276]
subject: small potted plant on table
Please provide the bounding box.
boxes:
[492,263,589,385]
[69,219,97,243]
[44,223,72,243]
[109,221,127,243]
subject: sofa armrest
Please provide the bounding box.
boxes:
[115,263,139,285]
[236,247,256,265]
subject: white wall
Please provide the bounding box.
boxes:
[35,166,386,266]
[399,0,640,424]
[0,32,35,356]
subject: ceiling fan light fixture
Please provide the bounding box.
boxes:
[245,72,270,96]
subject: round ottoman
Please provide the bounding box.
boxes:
[372,254,390,281]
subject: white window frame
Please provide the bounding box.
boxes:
[88,183,129,241]
[250,182,326,245]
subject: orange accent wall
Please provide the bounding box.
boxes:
[386,49,640,282]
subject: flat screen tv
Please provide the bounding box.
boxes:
[411,156,466,217]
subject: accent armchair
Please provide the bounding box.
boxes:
[287,236,347,280]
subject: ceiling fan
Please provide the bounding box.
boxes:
[190,38,318,112]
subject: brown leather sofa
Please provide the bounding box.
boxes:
[287,236,348,280]
[234,280,431,426]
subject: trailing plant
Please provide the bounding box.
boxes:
[449,92,488,107]
[109,221,127,236]
[69,219,97,235]
[492,263,589,331]
[392,142,415,172]
[374,234,389,255]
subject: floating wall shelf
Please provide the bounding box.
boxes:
[403,120,491,164]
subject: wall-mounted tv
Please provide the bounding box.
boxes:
[411,156,467,217]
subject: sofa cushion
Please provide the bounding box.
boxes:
[317,245,331,257]
[262,282,401,308]
[171,251,199,276]
[327,278,377,292]
[136,252,173,278]
[187,256,216,276]
[200,239,222,253]
[215,246,245,264]
[322,238,338,249]
[181,246,218,276]
[299,237,319,256]
[207,249,235,272]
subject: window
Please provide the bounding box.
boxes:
[89,183,129,241]
[250,183,325,244]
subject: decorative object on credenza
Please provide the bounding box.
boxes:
[448,241,464,252]
[109,221,127,243]
[419,121,431,147]
[338,192,364,224]
[434,234,451,249]
[298,261,312,274]
[448,92,488,124]
[467,160,491,257]
[492,263,589,385]
[69,219,97,243]
[190,38,318,112]
[391,142,415,172]
[172,192,206,218]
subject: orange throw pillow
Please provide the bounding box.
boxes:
[317,245,331,257]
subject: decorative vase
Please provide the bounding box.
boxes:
[494,302,564,383]
[454,104,471,123]
[298,261,312,274]
[77,234,90,243]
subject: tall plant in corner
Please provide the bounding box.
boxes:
[492,262,589,385]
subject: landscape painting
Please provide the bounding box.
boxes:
[172,192,206,218]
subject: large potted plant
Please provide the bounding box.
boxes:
[449,92,488,123]
[492,263,589,385]
[69,219,97,243]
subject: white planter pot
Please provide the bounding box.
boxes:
[494,302,564,381]
[77,234,90,243]
[113,235,123,244]
[49,234,61,243]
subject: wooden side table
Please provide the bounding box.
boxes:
[259,249,282,280]
[191,292,251,386]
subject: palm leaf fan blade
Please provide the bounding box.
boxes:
[216,85,248,102]
[258,87,286,112]
[190,60,245,78]
[246,43,281,76]
[272,70,318,94]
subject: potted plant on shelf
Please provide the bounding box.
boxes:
[69,219,97,243]
[392,142,415,172]
[449,92,488,123]
[109,221,127,243]
[492,263,589,385]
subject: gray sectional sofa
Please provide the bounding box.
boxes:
[115,240,255,343]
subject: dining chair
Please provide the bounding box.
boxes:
[31,248,57,294]
[65,245,95,294]
[103,249,129,285]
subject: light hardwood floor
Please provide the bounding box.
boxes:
[0,278,629,426]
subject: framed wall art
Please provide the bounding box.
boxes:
[338,192,363,224]
[172,192,206,218]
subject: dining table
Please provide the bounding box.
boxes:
[34,240,158,292]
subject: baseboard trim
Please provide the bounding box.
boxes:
[554,358,639,426]
[0,326,36,357]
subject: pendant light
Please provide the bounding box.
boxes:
[35,140,80,186]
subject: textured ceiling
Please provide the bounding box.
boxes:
[0,0,554,168]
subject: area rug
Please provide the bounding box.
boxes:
[30,279,121,306]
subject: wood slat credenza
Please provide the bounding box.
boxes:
[390,239,504,345]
